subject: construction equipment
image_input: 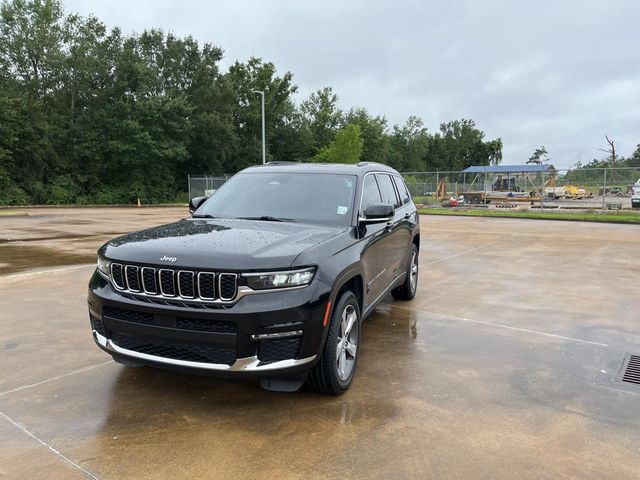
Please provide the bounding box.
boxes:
[542,176,562,199]
[436,177,448,201]
[563,185,592,199]
[493,175,520,192]
[438,170,544,206]
[542,176,593,200]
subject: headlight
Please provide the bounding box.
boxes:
[243,267,316,290]
[97,254,111,277]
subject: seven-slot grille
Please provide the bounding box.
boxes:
[110,263,237,302]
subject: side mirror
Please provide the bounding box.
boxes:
[360,203,394,224]
[189,196,207,214]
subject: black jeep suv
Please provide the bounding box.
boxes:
[88,162,420,394]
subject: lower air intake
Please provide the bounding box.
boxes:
[112,333,236,365]
[258,337,302,363]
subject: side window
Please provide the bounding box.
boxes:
[361,174,382,211]
[376,174,400,208]
[393,176,411,205]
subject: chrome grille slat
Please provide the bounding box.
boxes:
[219,273,238,301]
[197,272,216,300]
[159,269,176,297]
[111,263,125,290]
[177,271,195,299]
[141,267,157,294]
[108,264,237,303]
[125,265,141,292]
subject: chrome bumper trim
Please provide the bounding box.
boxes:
[93,331,315,372]
[250,330,303,341]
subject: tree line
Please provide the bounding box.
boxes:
[0,0,503,205]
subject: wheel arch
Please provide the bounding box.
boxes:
[331,266,365,317]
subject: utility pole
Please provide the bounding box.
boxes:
[253,90,266,165]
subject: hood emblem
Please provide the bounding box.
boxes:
[160,255,178,263]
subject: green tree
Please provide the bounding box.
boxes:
[300,87,343,152]
[227,57,298,169]
[312,124,363,164]
[429,119,502,170]
[527,145,548,165]
[0,0,66,99]
[387,116,429,171]
[0,0,68,203]
[343,107,388,163]
[629,144,640,168]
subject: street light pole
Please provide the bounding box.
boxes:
[253,90,266,165]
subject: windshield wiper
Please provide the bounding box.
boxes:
[236,216,296,223]
[192,214,217,219]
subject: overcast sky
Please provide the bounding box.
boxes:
[65,0,640,168]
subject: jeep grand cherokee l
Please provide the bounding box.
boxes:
[88,162,420,394]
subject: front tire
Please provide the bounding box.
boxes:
[307,291,361,395]
[392,243,418,300]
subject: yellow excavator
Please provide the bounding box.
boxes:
[542,177,592,200]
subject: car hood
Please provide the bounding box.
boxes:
[100,218,345,270]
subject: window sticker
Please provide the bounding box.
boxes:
[337,206,348,215]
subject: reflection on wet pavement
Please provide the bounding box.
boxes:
[0,207,187,274]
[0,244,95,274]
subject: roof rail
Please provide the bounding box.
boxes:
[357,161,389,168]
[265,161,298,165]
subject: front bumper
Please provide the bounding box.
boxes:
[88,270,331,379]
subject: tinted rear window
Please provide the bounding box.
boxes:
[393,176,411,205]
[376,174,400,208]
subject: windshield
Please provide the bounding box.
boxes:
[195,172,357,227]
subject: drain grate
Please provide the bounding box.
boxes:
[622,355,640,385]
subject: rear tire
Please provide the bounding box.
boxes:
[307,291,361,395]
[392,244,418,300]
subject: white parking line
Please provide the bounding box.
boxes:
[0,409,101,479]
[395,306,610,347]
[0,360,113,398]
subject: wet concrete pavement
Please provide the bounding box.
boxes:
[1,209,639,479]
[0,207,187,274]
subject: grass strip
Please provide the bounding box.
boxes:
[0,210,28,216]
[418,208,640,224]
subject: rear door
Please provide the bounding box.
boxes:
[392,175,416,267]
[359,174,391,307]
[374,173,405,287]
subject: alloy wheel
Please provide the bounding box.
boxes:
[409,250,418,293]
[336,304,358,381]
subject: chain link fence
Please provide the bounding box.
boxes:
[187,175,229,199]
[188,167,640,211]
[400,166,640,210]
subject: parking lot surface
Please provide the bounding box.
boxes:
[1,208,639,479]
